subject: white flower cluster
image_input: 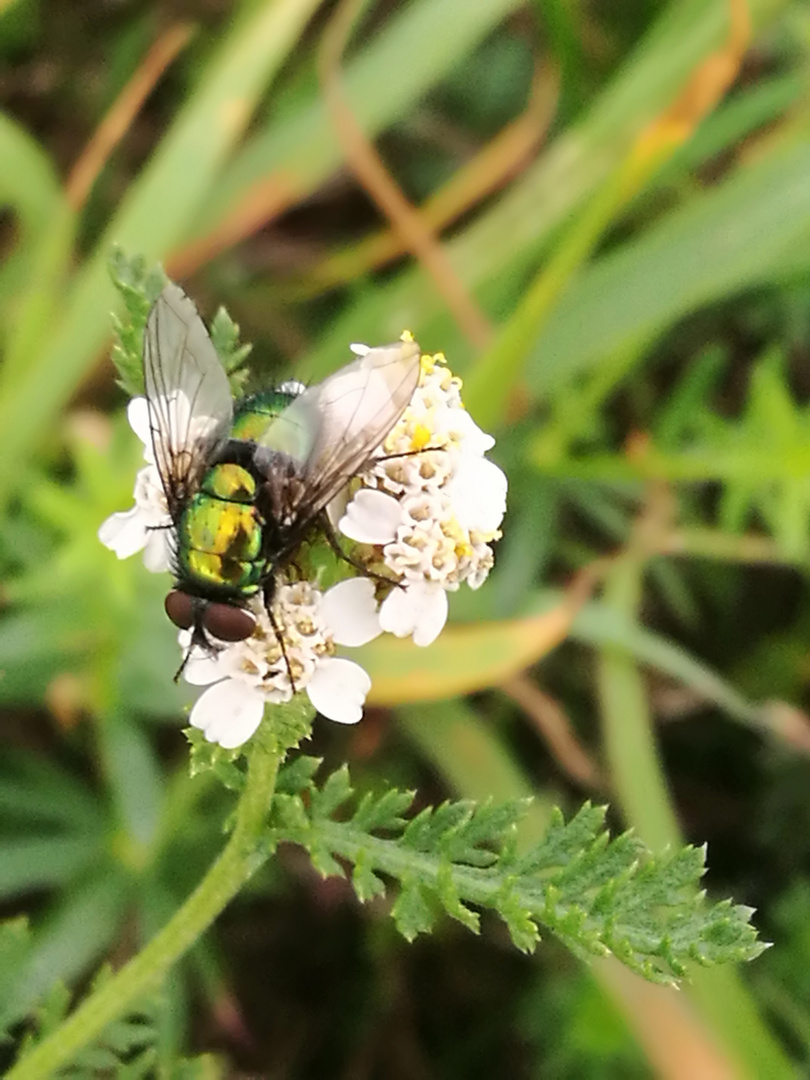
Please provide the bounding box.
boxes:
[182,579,379,748]
[99,342,506,749]
[339,346,507,647]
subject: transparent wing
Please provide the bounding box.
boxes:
[256,339,421,518]
[143,282,233,515]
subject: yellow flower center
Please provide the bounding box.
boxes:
[411,423,432,451]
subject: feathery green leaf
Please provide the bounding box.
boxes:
[269,763,767,985]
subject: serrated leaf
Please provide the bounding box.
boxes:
[271,793,310,833]
[495,891,540,954]
[440,799,527,866]
[513,803,608,874]
[403,800,475,852]
[12,969,168,1075]
[33,980,72,1038]
[310,765,353,820]
[108,249,166,397]
[276,756,322,795]
[436,863,479,933]
[391,877,435,941]
[262,695,317,755]
[352,787,414,833]
[209,306,252,392]
[308,840,344,880]
[269,763,767,984]
[184,729,245,791]
[352,848,386,904]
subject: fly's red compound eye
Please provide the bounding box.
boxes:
[165,590,195,630]
[203,603,256,642]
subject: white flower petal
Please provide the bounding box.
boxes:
[326,485,350,529]
[339,489,403,545]
[143,530,172,573]
[183,651,229,687]
[189,679,264,748]
[379,581,448,647]
[349,342,370,356]
[127,398,152,452]
[443,407,495,454]
[320,578,381,646]
[307,657,371,724]
[445,456,507,534]
[98,507,148,559]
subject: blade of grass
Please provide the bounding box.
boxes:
[2,204,76,387]
[597,556,680,846]
[0,112,61,250]
[527,129,810,403]
[0,112,64,311]
[596,549,793,1077]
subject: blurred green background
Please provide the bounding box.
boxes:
[3,0,810,1074]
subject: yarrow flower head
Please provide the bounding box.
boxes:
[182,579,380,748]
[100,284,506,751]
[338,344,507,647]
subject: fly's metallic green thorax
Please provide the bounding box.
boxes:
[176,462,266,598]
[230,389,298,443]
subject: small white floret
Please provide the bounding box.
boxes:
[339,488,403,545]
[307,657,371,724]
[190,679,265,749]
[379,581,448,647]
[320,578,381,647]
[444,456,507,535]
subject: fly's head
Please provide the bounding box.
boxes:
[164,589,257,680]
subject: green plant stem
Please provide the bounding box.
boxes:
[597,554,680,849]
[7,731,283,1080]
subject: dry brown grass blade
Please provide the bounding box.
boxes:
[168,173,300,280]
[599,960,739,1080]
[309,63,559,290]
[502,674,605,790]
[632,0,750,169]
[317,0,493,349]
[66,22,195,211]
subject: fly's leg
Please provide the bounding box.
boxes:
[173,647,192,683]
[318,511,402,589]
[173,618,220,683]
[262,576,297,692]
[373,446,445,463]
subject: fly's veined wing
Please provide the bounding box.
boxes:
[256,339,421,519]
[143,282,233,514]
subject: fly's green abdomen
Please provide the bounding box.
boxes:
[177,463,265,595]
